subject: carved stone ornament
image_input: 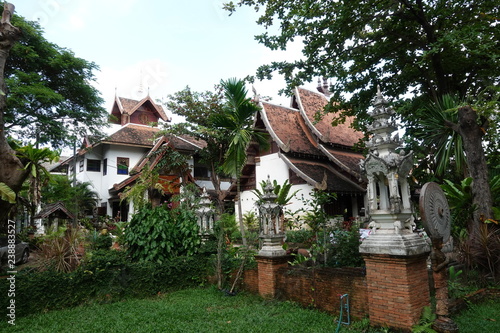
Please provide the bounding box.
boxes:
[419,182,451,243]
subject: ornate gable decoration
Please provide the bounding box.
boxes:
[110,95,169,126]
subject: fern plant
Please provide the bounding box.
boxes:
[412,306,437,333]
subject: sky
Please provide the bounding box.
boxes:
[14,0,316,118]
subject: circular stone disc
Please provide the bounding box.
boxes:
[419,182,451,243]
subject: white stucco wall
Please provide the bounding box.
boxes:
[73,144,151,216]
[238,152,316,225]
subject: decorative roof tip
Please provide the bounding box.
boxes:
[316,77,331,97]
[252,85,260,103]
[372,85,389,108]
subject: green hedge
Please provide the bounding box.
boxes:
[0,250,210,318]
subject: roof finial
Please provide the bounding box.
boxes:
[138,69,144,97]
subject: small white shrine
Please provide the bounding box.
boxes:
[359,87,429,256]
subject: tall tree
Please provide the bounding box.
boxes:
[214,78,269,246]
[0,3,25,232]
[0,7,107,231]
[225,0,500,231]
[165,85,231,216]
[165,79,269,245]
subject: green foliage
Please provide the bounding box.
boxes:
[285,229,315,245]
[411,94,466,178]
[0,182,15,203]
[253,178,300,206]
[87,230,112,250]
[38,226,85,273]
[41,176,99,219]
[226,0,500,128]
[327,226,365,268]
[294,190,337,232]
[0,250,209,319]
[411,306,437,333]
[441,178,476,236]
[215,78,269,176]
[453,297,500,332]
[6,15,107,147]
[125,204,201,263]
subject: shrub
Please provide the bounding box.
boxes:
[125,205,201,263]
[0,249,210,318]
[286,229,315,245]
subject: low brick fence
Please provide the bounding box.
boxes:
[242,265,368,319]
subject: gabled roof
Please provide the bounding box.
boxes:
[113,95,169,122]
[34,201,75,220]
[110,134,203,193]
[259,102,321,156]
[256,85,366,192]
[281,154,366,193]
[294,87,364,148]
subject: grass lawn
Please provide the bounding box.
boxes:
[452,297,500,333]
[1,288,345,333]
[2,287,498,332]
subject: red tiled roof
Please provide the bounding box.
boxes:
[260,102,322,156]
[296,87,364,147]
[102,124,160,147]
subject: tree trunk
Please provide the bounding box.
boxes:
[456,105,493,236]
[0,3,24,233]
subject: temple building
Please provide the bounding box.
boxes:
[237,81,367,224]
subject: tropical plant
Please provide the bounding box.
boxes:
[441,178,475,237]
[15,144,60,226]
[164,86,231,216]
[253,178,300,206]
[41,176,99,219]
[0,182,15,204]
[213,78,270,246]
[411,306,437,333]
[125,185,202,263]
[411,95,465,178]
[38,226,85,273]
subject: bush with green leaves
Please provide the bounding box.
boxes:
[285,229,315,245]
[0,249,209,318]
[125,204,201,263]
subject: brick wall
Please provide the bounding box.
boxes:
[363,253,430,330]
[240,253,430,330]
[242,263,368,319]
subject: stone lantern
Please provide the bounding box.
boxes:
[258,177,286,256]
[195,187,215,240]
[359,86,429,256]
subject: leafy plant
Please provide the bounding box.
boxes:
[125,204,201,263]
[411,306,437,333]
[0,182,15,203]
[441,178,476,236]
[38,226,85,273]
[253,178,300,206]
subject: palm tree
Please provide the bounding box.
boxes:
[16,144,60,227]
[213,78,269,246]
[412,94,493,236]
[412,94,466,177]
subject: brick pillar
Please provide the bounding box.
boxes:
[363,252,430,330]
[256,255,289,298]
